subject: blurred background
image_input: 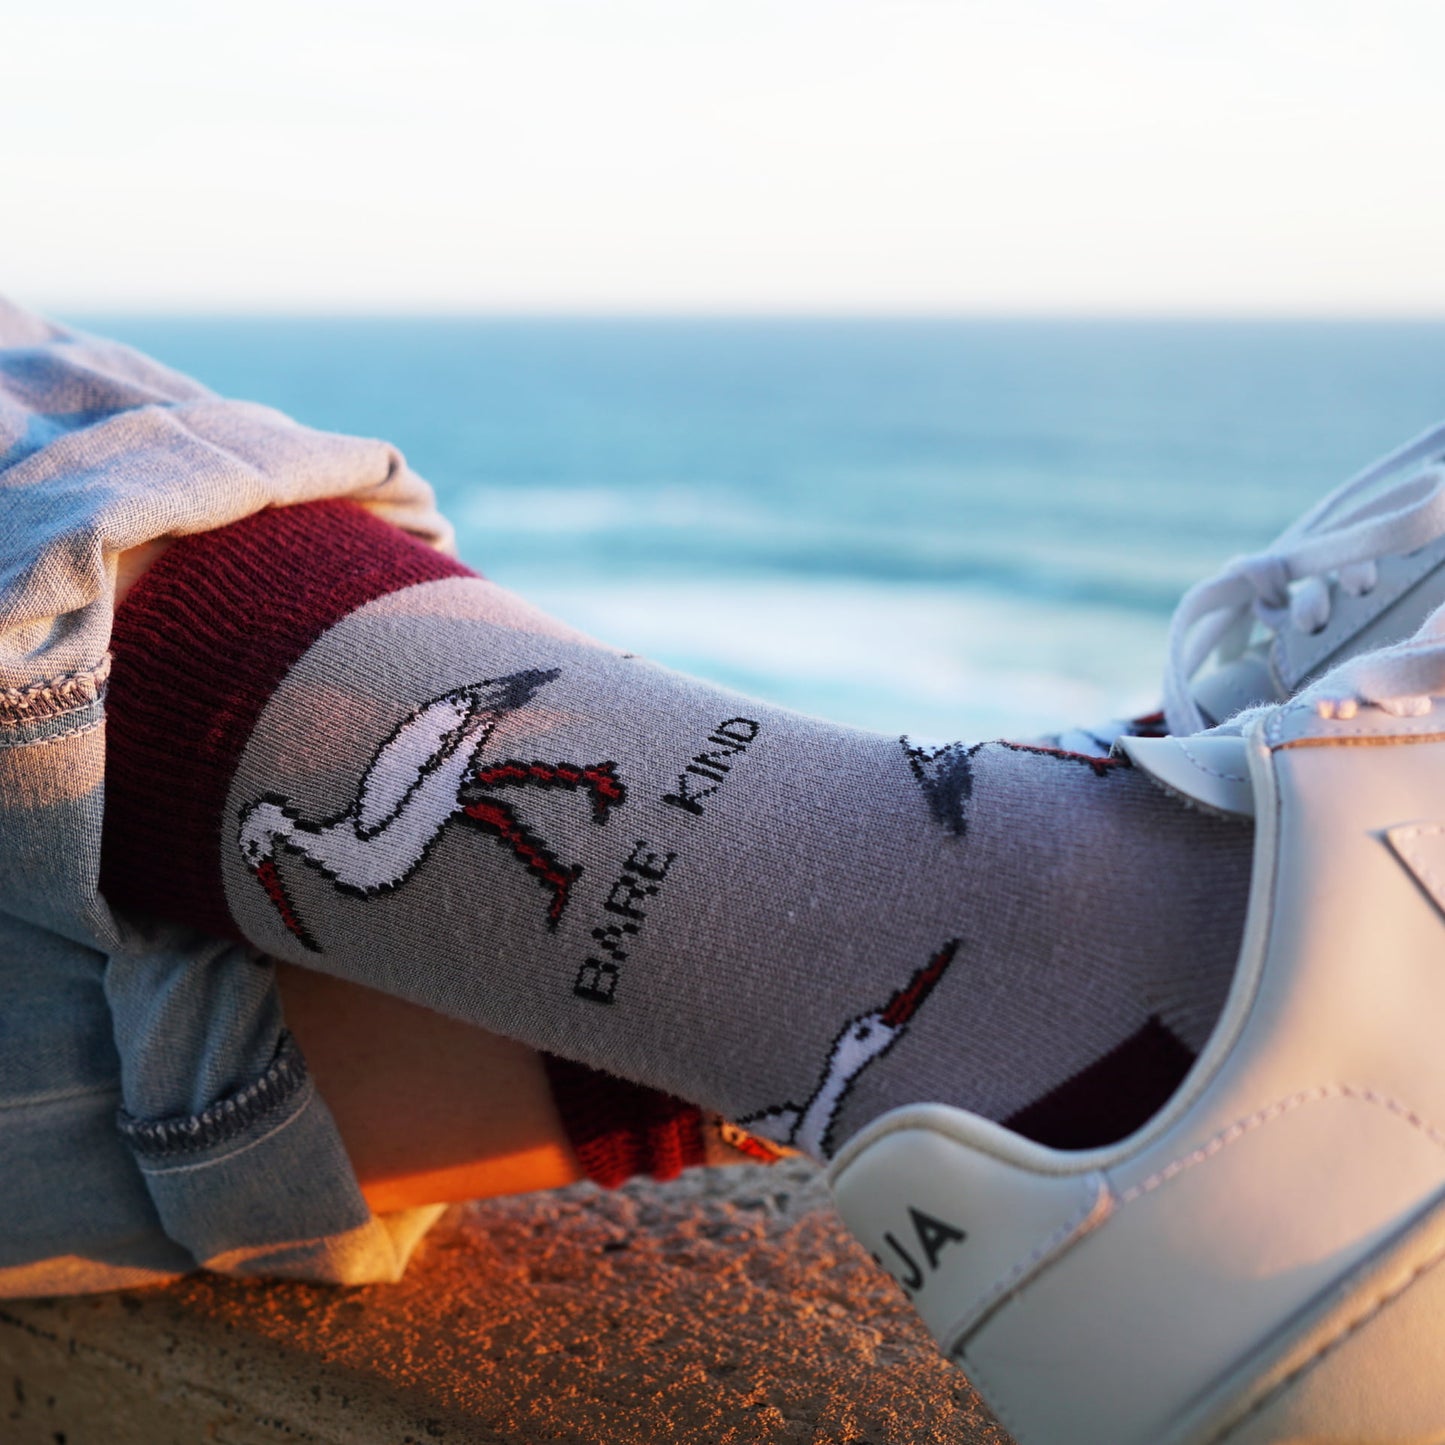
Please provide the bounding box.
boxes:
[9,1,1445,738]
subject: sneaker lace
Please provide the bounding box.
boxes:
[1163,421,1445,736]
[1298,608,1445,720]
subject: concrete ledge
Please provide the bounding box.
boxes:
[0,1160,1010,1443]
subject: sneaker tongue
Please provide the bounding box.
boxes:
[1190,651,1284,730]
[1116,734,1256,819]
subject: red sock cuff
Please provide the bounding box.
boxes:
[102,499,473,937]
[543,1055,707,1188]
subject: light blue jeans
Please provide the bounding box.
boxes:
[0,296,456,1294]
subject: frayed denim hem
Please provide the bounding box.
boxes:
[0,656,110,726]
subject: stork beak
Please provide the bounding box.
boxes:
[878,938,958,1029]
[480,667,563,715]
[252,857,321,953]
[447,669,563,743]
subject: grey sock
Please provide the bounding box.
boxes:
[224,576,1253,1161]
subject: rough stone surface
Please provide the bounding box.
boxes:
[0,1161,1012,1444]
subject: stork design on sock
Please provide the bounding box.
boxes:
[740,939,960,1159]
[237,668,625,949]
[232,651,967,1162]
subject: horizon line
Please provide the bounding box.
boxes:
[47,307,1445,325]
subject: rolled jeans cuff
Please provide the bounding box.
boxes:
[117,1032,427,1284]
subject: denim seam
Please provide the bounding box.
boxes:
[116,1030,309,1159]
[137,1087,318,1178]
[0,655,111,725]
[0,715,104,751]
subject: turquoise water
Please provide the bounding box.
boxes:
[79,317,1445,738]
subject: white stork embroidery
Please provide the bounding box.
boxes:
[237,668,624,951]
[739,939,959,1160]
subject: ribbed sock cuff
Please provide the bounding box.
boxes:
[543,1055,708,1188]
[102,499,473,938]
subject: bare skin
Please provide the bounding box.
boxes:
[115,538,174,602]
[275,964,582,1211]
[116,538,585,1210]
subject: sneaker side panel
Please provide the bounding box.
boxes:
[1177,1182,1445,1445]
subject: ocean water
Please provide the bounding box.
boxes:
[80,317,1445,739]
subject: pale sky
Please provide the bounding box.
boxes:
[5,0,1444,314]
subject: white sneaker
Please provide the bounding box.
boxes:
[830,613,1445,1445]
[1054,420,1445,758]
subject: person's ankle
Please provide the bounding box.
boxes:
[116,537,172,604]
